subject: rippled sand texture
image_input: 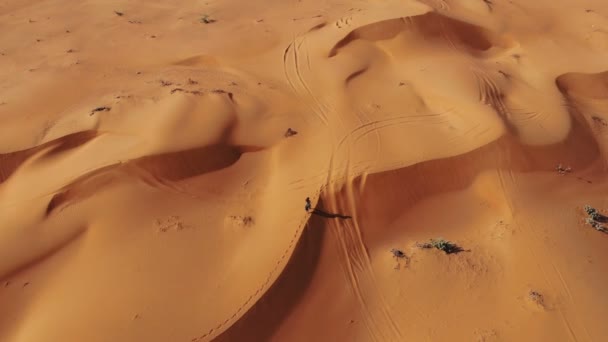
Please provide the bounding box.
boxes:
[2,0,608,341]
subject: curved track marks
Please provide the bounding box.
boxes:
[471,67,514,132]
[287,111,453,192]
[283,37,329,126]
[325,178,403,342]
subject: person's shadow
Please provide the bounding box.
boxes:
[309,208,351,219]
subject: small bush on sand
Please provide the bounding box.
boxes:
[584,205,601,220]
[417,238,463,254]
[200,15,216,24]
[583,204,608,234]
[390,248,406,259]
[528,290,544,307]
[585,217,608,233]
[555,163,572,175]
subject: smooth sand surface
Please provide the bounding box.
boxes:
[2,0,608,341]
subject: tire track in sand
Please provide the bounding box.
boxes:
[283,36,329,125]
[472,67,513,128]
[321,122,404,341]
[325,173,404,342]
[287,111,453,191]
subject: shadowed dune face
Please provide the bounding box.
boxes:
[0,130,98,184]
[3,0,608,341]
[132,143,263,182]
[556,71,608,99]
[214,211,327,342]
[556,70,608,159]
[44,141,263,219]
[329,12,515,58]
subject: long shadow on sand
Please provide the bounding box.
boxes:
[310,208,351,219]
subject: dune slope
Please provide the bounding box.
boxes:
[2,0,608,341]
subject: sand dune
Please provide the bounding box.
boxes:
[2,0,608,341]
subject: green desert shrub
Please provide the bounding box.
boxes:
[417,238,463,254]
[584,205,601,220]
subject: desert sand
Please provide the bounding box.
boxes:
[1,0,608,341]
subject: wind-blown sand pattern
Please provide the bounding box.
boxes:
[2,0,608,341]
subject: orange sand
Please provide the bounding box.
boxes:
[2,0,608,341]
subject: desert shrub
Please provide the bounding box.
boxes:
[201,15,216,24]
[430,239,459,254]
[585,217,608,233]
[585,217,599,227]
[584,205,599,218]
[417,238,462,254]
[390,248,406,258]
[528,290,544,306]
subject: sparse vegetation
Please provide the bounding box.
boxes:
[170,88,205,96]
[585,217,608,233]
[584,205,602,221]
[90,106,111,116]
[528,290,544,306]
[417,238,463,254]
[229,215,254,227]
[284,128,298,137]
[200,15,216,24]
[555,163,572,175]
[114,11,124,17]
[210,89,234,101]
[592,116,607,127]
[390,248,409,270]
[155,216,188,232]
[242,216,254,226]
[483,0,494,12]
[432,239,460,254]
[583,205,608,233]
[390,248,406,259]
